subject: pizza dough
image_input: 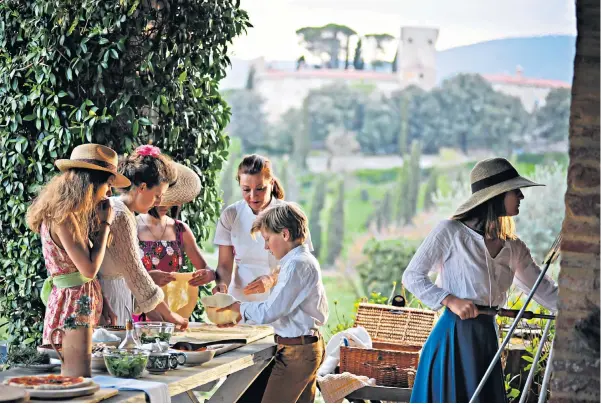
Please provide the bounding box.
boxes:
[4,375,92,390]
[200,293,239,325]
[162,272,198,319]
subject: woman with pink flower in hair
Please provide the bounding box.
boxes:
[98,145,188,329]
[133,159,213,322]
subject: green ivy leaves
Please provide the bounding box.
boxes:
[0,0,251,346]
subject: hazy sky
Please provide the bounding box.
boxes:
[229,0,577,61]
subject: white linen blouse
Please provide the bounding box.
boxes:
[402,219,558,311]
[213,198,312,302]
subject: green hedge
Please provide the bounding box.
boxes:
[357,238,418,297]
[0,0,250,345]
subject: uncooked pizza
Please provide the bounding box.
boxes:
[162,272,198,319]
[3,375,93,390]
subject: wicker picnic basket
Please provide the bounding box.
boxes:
[339,303,436,388]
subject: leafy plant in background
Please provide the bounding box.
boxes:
[325,292,389,339]
[498,291,555,402]
[423,168,439,211]
[0,0,250,346]
[514,162,567,262]
[356,238,418,297]
[325,300,355,338]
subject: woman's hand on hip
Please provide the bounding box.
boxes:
[148,270,176,287]
[442,295,479,320]
[243,275,275,295]
[100,297,118,326]
[189,269,216,286]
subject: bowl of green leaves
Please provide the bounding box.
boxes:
[133,322,175,344]
[103,349,150,378]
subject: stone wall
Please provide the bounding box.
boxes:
[551,0,600,402]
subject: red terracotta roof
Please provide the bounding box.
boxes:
[261,68,398,81]
[260,68,572,89]
[482,74,571,89]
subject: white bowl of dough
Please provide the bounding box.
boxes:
[200,293,240,325]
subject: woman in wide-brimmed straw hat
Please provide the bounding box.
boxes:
[402,157,559,403]
[27,143,130,344]
[97,145,188,330]
[133,162,213,321]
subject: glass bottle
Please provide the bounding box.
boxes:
[118,319,142,349]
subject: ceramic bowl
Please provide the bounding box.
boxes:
[171,344,217,367]
[184,348,216,366]
[91,355,108,372]
[146,352,185,374]
[133,322,175,344]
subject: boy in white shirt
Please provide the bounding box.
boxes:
[221,202,329,403]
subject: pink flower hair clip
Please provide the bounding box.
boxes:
[136,145,161,157]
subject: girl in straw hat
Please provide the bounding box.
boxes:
[402,157,559,403]
[133,162,213,321]
[27,144,131,344]
[97,145,188,329]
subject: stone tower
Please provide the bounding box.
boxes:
[397,26,439,90]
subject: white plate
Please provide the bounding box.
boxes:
[0,385,28,403]
[12,359,61,374]
[176,349,216,366]
[26,382,99,399]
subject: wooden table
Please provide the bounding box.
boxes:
[0,336,276,403]
[345,386,412,403]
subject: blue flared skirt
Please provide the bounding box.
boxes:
[410,309,506,403]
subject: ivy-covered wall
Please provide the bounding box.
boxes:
[0,0,250,345]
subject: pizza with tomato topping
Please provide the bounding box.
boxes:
[3,375,93,390]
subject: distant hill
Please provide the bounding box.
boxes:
[220,35,576,89]
[437,35,575,83]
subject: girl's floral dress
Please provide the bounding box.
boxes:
[134,220,185,321]
[41,223,102,344]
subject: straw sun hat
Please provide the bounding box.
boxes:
[55,144,131,188]
[454,157,544,216]
[159,163,202,206]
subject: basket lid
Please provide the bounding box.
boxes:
[353,303,436,346]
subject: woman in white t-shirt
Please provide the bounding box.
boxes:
[190,154,311,302]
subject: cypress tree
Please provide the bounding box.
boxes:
[326,180,345,265]
[395,163,410,225]
[423,168,438,211]
[353,39,365,70]
[405,140,421,223]
[309,176,327,258]
[220,153,236,209]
